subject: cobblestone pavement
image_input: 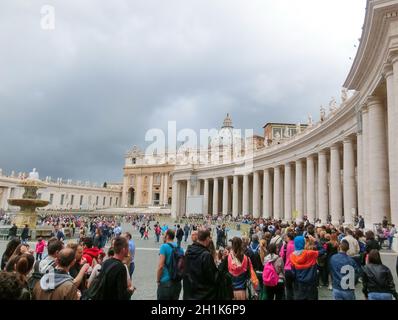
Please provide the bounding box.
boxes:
[1,220,397,300]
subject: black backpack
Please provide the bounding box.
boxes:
[166,243,184,282]
[27,259,56,293]
[81,262,118,300]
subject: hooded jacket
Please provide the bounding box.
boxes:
[362,263,398,299]
[183,242,219,300]
[264,253,284,280]
[32,269,78,300]
[290,236,319,284]
[280,240,295,271]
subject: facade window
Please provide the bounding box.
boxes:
[103,197,106,205]
[154,173,161,185]
[37,193,42,200]
[110,197,112,206]
[132,158,136,164]
[96,196,99,206]
[60,194,65,205]
[115,198,118,206]
[70,195,74,205]
[130,176,135,186]
[80,195,84,206]
[49,194,54,204]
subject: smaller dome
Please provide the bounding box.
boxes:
[222,113,233,129]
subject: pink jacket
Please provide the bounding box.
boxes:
[279,240,295,270]
[35,240,46,254]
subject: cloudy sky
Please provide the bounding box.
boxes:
[0,0,366,184]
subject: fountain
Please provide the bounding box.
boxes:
[7,168,49,230]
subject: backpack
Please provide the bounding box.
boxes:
[27,259,56,293]
[166,243,184,282]
[263,260,279,287]
[81,262,118,300]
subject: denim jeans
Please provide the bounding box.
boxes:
[157,280,182,300]
[332,289,356,300]
[129,262,135,277]
[388,236,393,250]
[368,292,393,300]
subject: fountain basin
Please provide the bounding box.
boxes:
[8,199,49,208]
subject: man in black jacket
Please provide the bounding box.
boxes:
[8,223,17,239]
[183,229,219,300]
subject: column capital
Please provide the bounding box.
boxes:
[318,149,328,156]
[306,154,315,160]
[343,136,354,144]
[366,95,384,108]
[387,49,398,65]
[330,143,341,151]
[383,63,394,79]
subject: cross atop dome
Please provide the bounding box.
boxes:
[222,113,233,129]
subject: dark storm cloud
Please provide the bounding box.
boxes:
[0,0,365,183]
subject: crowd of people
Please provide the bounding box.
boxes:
[0,212,397,301]
[156,216,398,300]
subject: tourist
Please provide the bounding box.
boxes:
[280,232,295,300]
[87,251,108,288]
[362,249,398,300]
[290,235,319,300]
[8,223,17,240]
[176,225,184,248]
[82,237,102,267]
[123,232,136,277]
[226,237,258,300]
[183,229,221,300]
[144,224,150,240]
[191,230,198,243]
[139,224,145,239]
[13,253,35,300]
[183,224,190,242]
[155,224,161,243]
[96,236,133,300]
[325,232,339,289]
[0,272,24,300]
[32,247,80,300]
[1,238,21,270]
[388,224,396,250]
[21,225,29,244]
[263,243,285,300]
[329,240,360,300]
[54,225,65,241]
[93,228,104,249]
[35,237,46,261]
[38,238,63,274]
[157,229,184,300]
[382,216,389,229]
[4,244,30,272]
[114,223,122,238]
[67,243,90,293]
[365,230,380,262]
[342,228,360,257]
[358,215,365,230]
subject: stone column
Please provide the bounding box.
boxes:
[318,150,329,223]
[362,106,371,225]
[386,60,398,225]
[148,174,154,205]
[253,171,261,218]
[273,167,281,220]
[306,155,316,223]
[263,169,272,217]
[243,174,250,216]
[284,163,292,222]
[122,175,129,207]
[368,96,390,224]
[223,176,229,216]
[295,160,304,221]
[159,174,164,206]
[163,173,169,204]
[233,175,239,217]
[135,175,142,206]
[171,179,178,218]
[330,144,342,225]
[203,179,209,215]
[357,132,364,220]
[213,178,219,216]
[343,137,357,225]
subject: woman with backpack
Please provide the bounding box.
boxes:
[263,243,285,300]
[279,232,295,300]
[227,237,258,300]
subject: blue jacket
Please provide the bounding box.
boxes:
[329,252,360,291]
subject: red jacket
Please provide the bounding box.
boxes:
[83,247,103,266]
